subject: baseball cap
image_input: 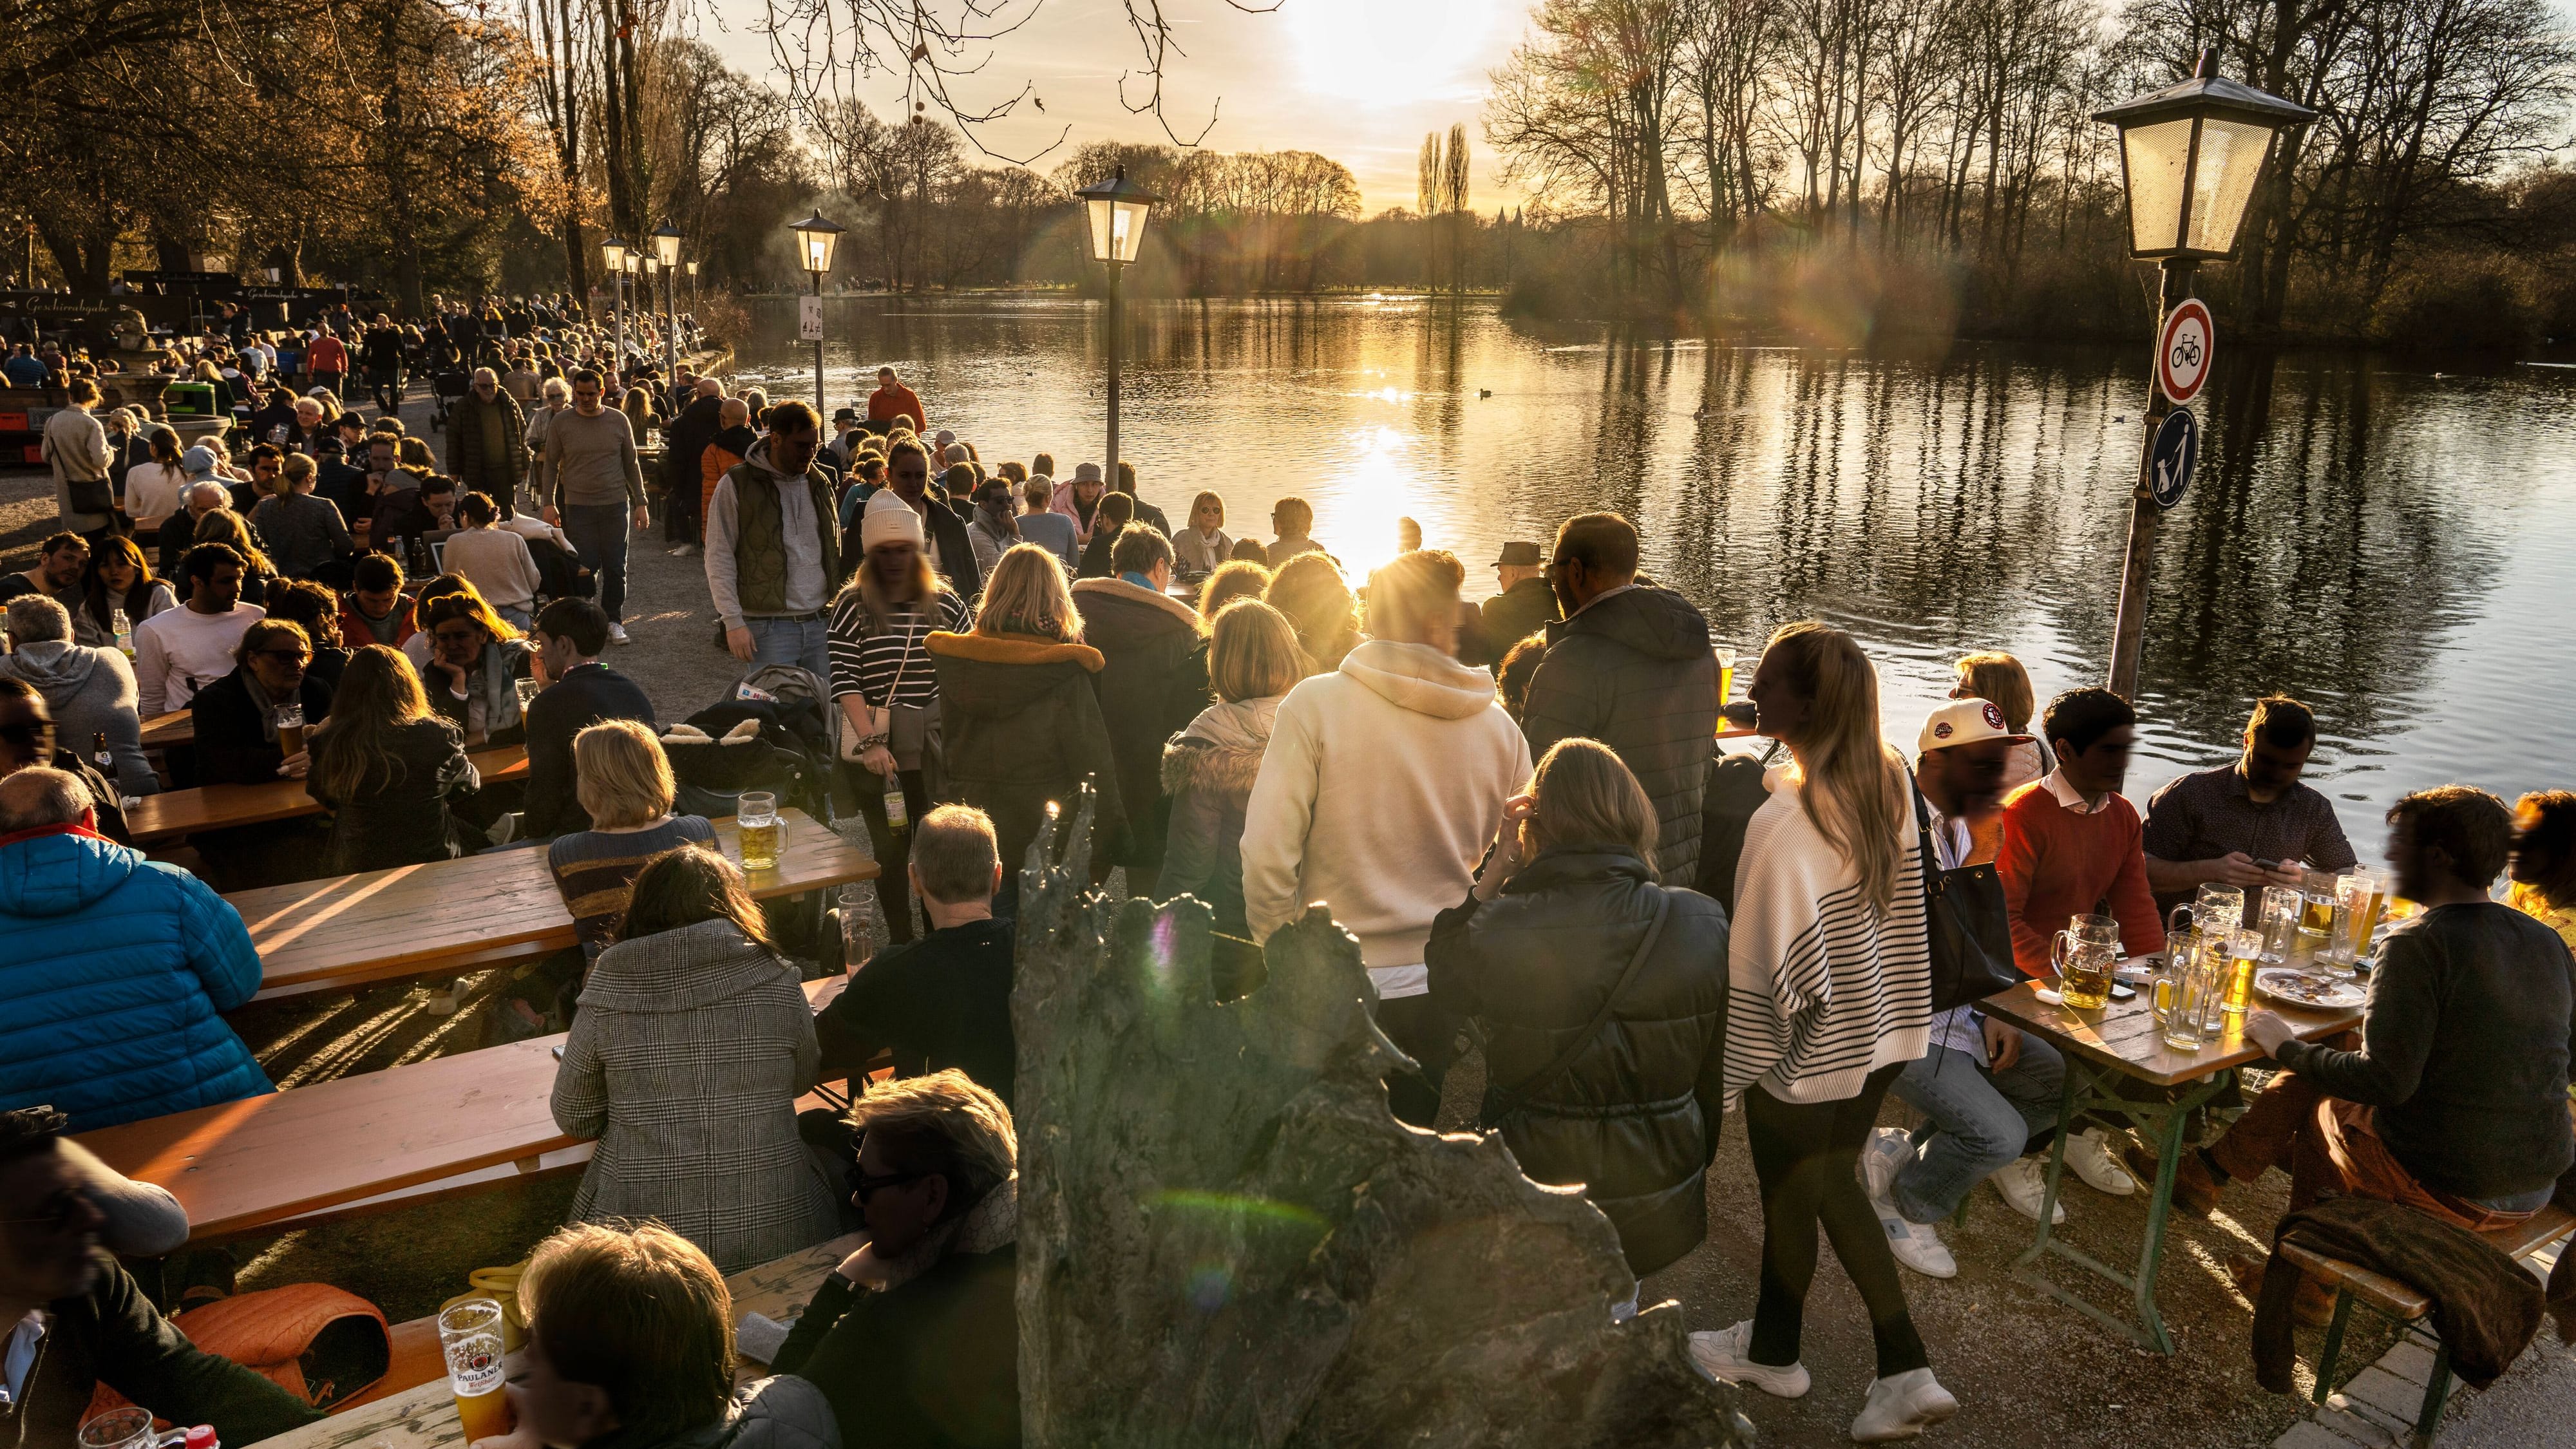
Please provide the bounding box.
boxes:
[1918,698,2032,754]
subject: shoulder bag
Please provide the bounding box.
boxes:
[1912,773,2021,1012]
[1479,892,1673,1130]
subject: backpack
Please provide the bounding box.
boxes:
[1694,744,1779,915]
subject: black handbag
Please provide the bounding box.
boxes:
[43,429,116,516]
[1479,893,1673,1129]
[1911,775,2022,1013]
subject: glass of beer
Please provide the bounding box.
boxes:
[77,1407,155,1449]
[837,882,871,972]
[2221,927,2263,1021]
[2338,869,2387,967]
[738,790,782,871]
[2298,885,2338,943]
[2048,913,2120,978]
[1714,646,1738,706]
[2194,882,2246,933]
[2258,886,2303,963]
[513,676,542,716]
[439,1298,513,1444]
[2059,938,2118,1011]
[275,699,306,759]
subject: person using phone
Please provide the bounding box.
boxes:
[2142,694,2358,923]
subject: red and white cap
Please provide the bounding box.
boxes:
[1918,698,2032,753]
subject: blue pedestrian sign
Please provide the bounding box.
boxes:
[2148,408,2198,510]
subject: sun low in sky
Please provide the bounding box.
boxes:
[704,0,1526,212]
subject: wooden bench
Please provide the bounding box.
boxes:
[2283,1204,2576,1445]
[128,747,527,846]
[229,809,869,1001]
[79,978,853,1245]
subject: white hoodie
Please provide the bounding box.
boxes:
[1240,639,1533,998]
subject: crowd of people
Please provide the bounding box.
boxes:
[3,338,2573,1449]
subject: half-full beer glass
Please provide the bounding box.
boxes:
[439,1298,513,1443]
[2060,938,2118,1010]
[738,791,781,871]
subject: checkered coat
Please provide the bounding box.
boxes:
[553,917,843,1273]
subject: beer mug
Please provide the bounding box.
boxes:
[2298,885,2338,942]
[77,1408,155,1449]
[2258,886,2303,963]
[837,882,871,973]
[738,790,782,872]
[2194,882,2247,933]
[513,676,542,715]
[2158,945,2222,1052]
[439,1298,514,1444]
[2058,937,2119,1011]
[2049,913,2120,979]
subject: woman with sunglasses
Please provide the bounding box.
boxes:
[187,618,336,888]
[549,844,840,1273]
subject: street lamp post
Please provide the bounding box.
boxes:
[650,222,684,375]
[600,235,629,370]
[788,212,844,415]
[2094,50,2313,700]
[1074,167,1158,485]
[622,253,640,374]
[685,260,699,314]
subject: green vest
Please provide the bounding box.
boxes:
[728,460,841,614]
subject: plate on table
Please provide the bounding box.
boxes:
[2253,969,2365,1011]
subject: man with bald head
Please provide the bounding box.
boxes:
[446,363,527,511]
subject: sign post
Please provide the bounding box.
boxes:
[2106,262,2208,699]
[798,294,823,343]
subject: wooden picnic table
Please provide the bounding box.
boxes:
[1979,946,2365,1353]
[243,1231,863,1449]
[140,710,194,752]
[230,808,871,1001]
[127,747,526,846]
[79,977,851,1244]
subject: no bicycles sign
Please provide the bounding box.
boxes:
[2157,298,2214,405]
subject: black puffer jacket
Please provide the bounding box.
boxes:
[1520,587,1718,887]
[1072,578,1210,870]
[925,631,1125,876]
[1425,847,1730,1277]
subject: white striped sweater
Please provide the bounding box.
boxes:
[1722,764,1933,1105]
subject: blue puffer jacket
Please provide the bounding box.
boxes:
[0,828,272,1130]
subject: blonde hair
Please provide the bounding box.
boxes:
[573,719,675,829]
[973,544,1083,642]
[519,1223,732,1441]
[846,1068,1018,1224]
[1766,621,1908,916]
[1363,548,1464,644]
[1264,554,1358,674]
[1208,599,1306,703]
[1528,737,1658,864]
[274,453,314,498]
[1189,490,1225,528]
[1198,560,1269,621]
[1954,651,2038,734]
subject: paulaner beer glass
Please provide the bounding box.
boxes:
[738,790,781,871]
[439,1298,513,1443]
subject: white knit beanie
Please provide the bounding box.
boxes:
[860,488,926,550]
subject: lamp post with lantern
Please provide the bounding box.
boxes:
[2094,50,2313,699]
[685,259,699,314]
[599,235,629,370]
[788,212,844,414]
[650,222,684,375]
[622,252,640,372]
[1072,167,1157,483]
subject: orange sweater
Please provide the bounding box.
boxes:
[1997,779,2165,976]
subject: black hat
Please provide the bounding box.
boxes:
[833,407,860,424]
[1493,541,1543,567]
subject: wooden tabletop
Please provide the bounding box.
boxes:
[80,978,851,1242]
[231,809,873,1001]
[1980,965,2364,1088]
[140,710,194,751]
[242,1233,863,1449]
[127,747,527,845]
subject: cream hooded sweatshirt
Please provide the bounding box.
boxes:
[1241,638,1533,998]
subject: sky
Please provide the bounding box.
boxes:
[696,0,1531,214]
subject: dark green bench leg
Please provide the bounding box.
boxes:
[2312,1289,2355,1405]
[2412,1336,2454,1448]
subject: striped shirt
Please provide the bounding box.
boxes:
[546,816,717,952]
[1723,765,1933,1104]
[826,589,971,710]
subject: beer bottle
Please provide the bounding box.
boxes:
[92,732,112,775]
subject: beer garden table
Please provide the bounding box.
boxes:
[127,747,526,846]
[1978,949,2364,1354]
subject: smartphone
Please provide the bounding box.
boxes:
[551,1045,564,1061]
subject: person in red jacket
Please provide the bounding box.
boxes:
[305,328,349,396]
[865,366,925,434]
[1997,687,2164,975]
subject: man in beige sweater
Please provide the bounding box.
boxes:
[539,370,648,643]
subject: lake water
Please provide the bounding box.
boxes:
[732,294,2576,857]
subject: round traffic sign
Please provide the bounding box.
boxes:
[2148,408,2199,509]
[2157,299,2214,404]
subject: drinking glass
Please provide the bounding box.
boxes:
[2338,869,2388,967]
[513,676,542,715]
[2159,945,2222,1051]
[737,790,781,871]
[1714,646,1738,706]
[2049,913,2121,980]
[2194,882,2247,933]
[837,882,872,972]
[2298,885,2338,943]
[2258,886,2303,963]
[2059,938,2119,1011]
[77,1407,155,1449]
[274,699,305,759]
[439,1299,513,1444]
[2221,927,2264,1022]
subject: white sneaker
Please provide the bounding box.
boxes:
[1991,1155,2065,1224]
[1859,1126,1911,1204]
[1851,1367,1959,1443]
[2065,1128,2138,1196]
[422,980,469,1016]
[668,543,699,556]
[1871,1193,1958,1279]
[608,623,632,645]
[1687,1320,1811,1399]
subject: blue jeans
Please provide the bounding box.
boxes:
[560,504,629,621]
[1886,1036,2067,1224]
[744,614,829,681]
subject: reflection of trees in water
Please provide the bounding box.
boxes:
[2143,352,2501,757]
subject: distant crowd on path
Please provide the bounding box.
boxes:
[3,355,2573,1449]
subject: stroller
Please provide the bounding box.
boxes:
[428,369,470,428]
[662,666,844,958]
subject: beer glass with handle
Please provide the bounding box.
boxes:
[738,790,782,872]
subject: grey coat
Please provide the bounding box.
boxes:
[0,641,157,797]
[553,918,842,1273]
